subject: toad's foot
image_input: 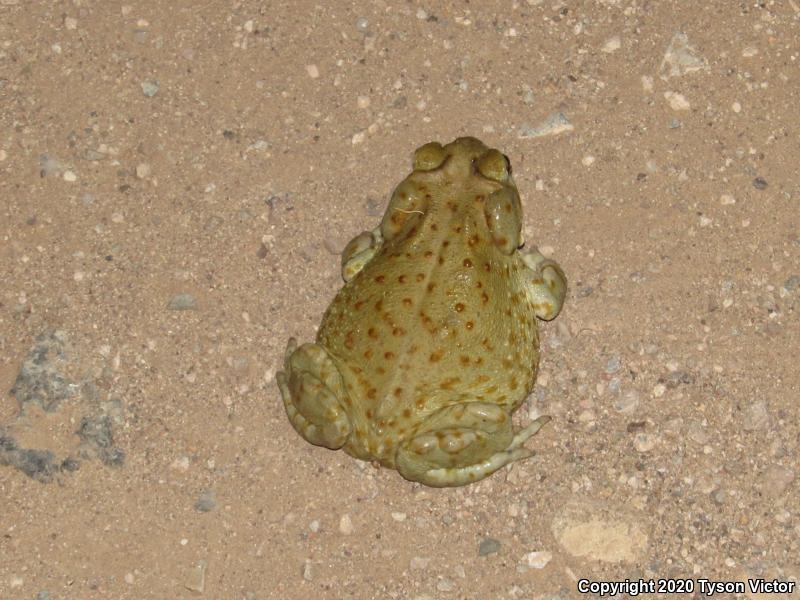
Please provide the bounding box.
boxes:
[395,402,551,487]
[521,248,567,321]
[277,338,352,449]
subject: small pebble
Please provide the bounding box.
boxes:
[306,64,319,79]
[518,112,573,138]
[63,170,77,182]
[410,556,430,570]
[762,465,796,498]
[720,194,736,205]
[140,81,160,97]
[64,16,78,29]
[437,578,455,592]
[605,356,621,374]
[339,513,354,535]
[136,163,151,179]
[753,177,768,190]
[167,293,198,311]
[302,560,313,581]
[613,389,640,413]
[522,551,552,569]
[194,489,216,512]
[171,456,190,471]
[664,91,690,111]
[743,401,769,431]
[184,560,207,592]
[478,537,501,556]
[653,383,666,398]
[124,573,135,584]
[784,275,800,292]
[602,36,621,53]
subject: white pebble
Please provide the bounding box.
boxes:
[171,456,190,471]
[613,389,640,413]
[351,131,366,145]
[63,170,77,182]
[0,149,7,161]
[653,383,666,398]
[391,512,407,522]
[339,513,354,535]
[664,91,690,111]
[124,572,135,584]
[641,75,654,93]
[136,163,151,179]
[437,579,455,592]
[64,16,78,29]
[522,551,552,569]
[602,36,621,53]
[410,556,430,570]
[699,216,712,227]
[582,155,595,167]
[305,64,319,79]
[720,194,736,205]
[732,101,742,113]
[357,95,370,108]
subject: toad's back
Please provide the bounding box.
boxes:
[317,139,541,457]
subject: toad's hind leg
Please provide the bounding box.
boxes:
[395,403,551,487]
[276,338,352,449]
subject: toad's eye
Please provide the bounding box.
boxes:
[476,149,510,182]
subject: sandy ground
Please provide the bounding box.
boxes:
[1,1,799,598]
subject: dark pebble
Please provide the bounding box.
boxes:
[478,537,501,556]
